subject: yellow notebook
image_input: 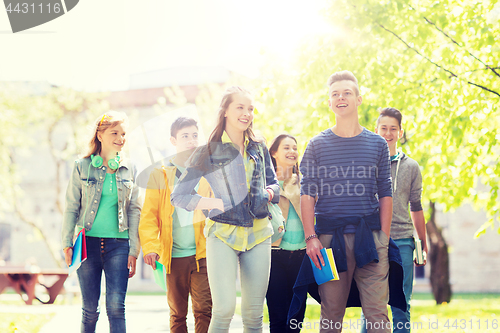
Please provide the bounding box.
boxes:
[310,248,340,285]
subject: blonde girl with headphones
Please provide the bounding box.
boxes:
[62,111,141,333]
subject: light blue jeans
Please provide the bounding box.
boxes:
[360,238,414,333]
[206,234,271,333]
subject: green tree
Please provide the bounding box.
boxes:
[1,86,109,268]
[254,0,499,303]
[0,86,37,214]
[148,3,498,301]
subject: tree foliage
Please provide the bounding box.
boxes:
[255,0,500,236]
[1,86,109,267]
[0,86,40,214]
[38,87,110,214]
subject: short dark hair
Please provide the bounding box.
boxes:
[327,70,359,96]
[377,107,402,129]
[170,117,198,138]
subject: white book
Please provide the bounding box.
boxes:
[414,238,424,265]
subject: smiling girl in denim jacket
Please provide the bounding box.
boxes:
[265,134,307,332]
[62,111,141,333]
[171,86,279,332]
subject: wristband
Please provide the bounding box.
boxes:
[266,189,273,201]
[305,234,318,243]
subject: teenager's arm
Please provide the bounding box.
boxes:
[139,169,167,270]
[411,210,427,265]
[262,143,280,203]
[299,140,324,269]
[377,139,393,237]
[62,160,82,252]
[409,161,426,264]
[194,197,224,211]
[169,163,209,208]
[127,165,142,259]
[143,253,160,270]
[171,166,224,212]
[301,194,324,269]
[379,196,393,237]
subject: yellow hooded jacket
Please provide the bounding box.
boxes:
[139,165,212,274]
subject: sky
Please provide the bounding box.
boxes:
[0,0,335,91]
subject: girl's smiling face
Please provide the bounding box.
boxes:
[272,137,299,169]
[224,93,254,133]
[98,123,127,154]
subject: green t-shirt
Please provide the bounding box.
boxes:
[390,152,401,161]
[278,180,306,251]
[171,163,197,258]
[87,173,129,239]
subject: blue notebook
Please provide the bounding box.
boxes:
[309,248,339,285]
[68,229,86,275]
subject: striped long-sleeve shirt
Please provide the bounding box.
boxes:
[300,128,392,220]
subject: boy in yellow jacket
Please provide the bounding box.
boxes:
[139,117,212,333]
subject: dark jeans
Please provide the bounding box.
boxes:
[77,236,130,333]
[266,248,306,333]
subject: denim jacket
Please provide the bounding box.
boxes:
[288,237,407,322]
[171,140,279,227]
[315,213,382,272]
[62,157,141,258]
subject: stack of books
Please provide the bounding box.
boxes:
[414,238,425,265]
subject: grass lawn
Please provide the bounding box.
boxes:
[0,293,56,333]
[0,313,55,333]
[0,290,165,333]
[258,293,500,332]
[2,292,499,332]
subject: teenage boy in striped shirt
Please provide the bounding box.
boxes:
[300,70,393,333]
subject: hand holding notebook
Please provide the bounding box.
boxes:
[68,229,87,275]
[309,248,340,285]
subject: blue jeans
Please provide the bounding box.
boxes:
[77,236,130,333]
[266,249,306,333]
[360,238,414,333]
[390,238,414,333]
[206,234,271,333]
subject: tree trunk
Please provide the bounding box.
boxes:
[427,201,452,304]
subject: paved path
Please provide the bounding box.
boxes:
[1,293,268,332]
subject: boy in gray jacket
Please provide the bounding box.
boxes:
[374,107,428,333]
